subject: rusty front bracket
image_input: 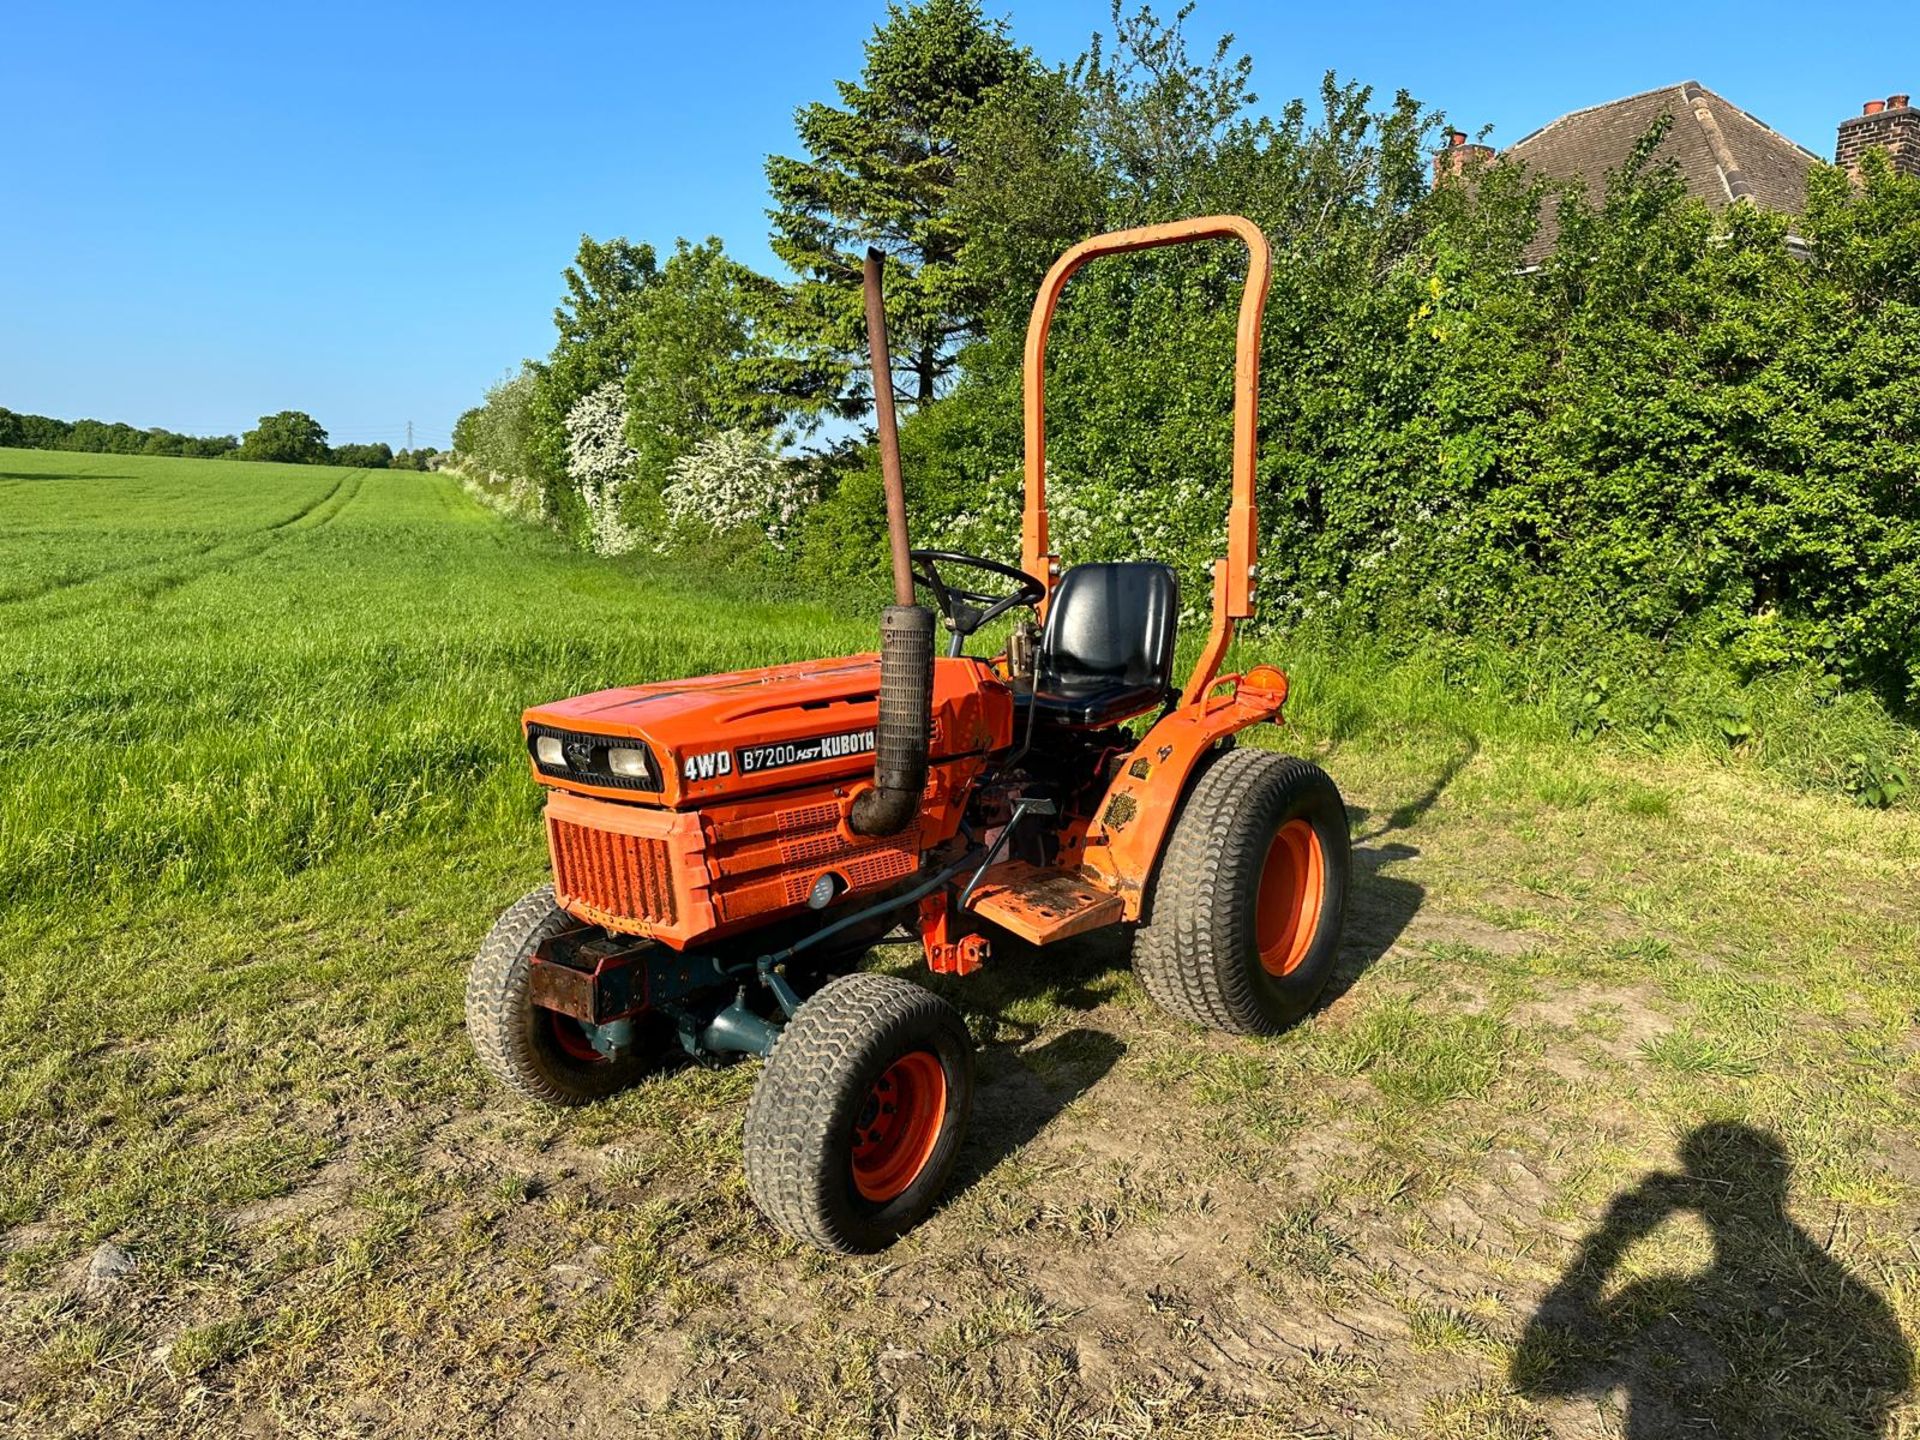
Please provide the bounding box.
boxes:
[917,892,989,976]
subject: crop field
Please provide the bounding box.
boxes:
[1,447,1917,1439]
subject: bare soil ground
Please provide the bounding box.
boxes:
[6,743,1915,1439]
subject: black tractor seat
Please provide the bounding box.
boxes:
[1016,562,1179,728]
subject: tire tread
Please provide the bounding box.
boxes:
[744,972,970,1253]
[465,884,639,1105]
[1135,751,1346,1035]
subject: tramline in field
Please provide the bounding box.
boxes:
[465,216,1353,1252]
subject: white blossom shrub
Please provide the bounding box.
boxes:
[919,466,1220,624]
[564,381,643,556]
[921,471,1021,559]
[459,469,543,523]
[1047,467,1223,623]
[660,429,817,551]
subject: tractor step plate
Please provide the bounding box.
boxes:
[964,862,1125,945]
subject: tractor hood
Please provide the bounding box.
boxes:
[522,655,1012,808]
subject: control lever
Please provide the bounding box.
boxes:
[959,795,1056,909]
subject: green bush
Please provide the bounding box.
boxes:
[891,113,1920,715]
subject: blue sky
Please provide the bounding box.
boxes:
[0,1,1896,448]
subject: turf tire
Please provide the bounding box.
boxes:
[1135,750,1350,1036]
[744,972,974,1254]
[464,885,653,1105]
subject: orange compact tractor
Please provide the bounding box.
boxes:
[467,217,1351,1253]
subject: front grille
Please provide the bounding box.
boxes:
[549,816,678,927]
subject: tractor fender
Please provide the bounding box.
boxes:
[1080,666,1290,919]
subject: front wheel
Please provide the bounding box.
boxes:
[743,972,974,1253]
[464,885,660,1105]
[1134,750,1351,1035]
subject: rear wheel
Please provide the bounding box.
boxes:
[1135,751,1350,1035]
[744,972,974,1253]
[465,885,659,1105]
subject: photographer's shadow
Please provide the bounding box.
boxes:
[1513,1122,1912,1437]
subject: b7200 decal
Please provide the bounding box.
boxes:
[736,728,877,775]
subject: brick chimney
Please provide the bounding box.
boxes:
[1434,129,1496,184]
[1836,93,1920,180]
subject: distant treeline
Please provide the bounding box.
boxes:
[0,407,439,470]
[0,408,238,458]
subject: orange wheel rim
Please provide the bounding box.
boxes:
[1256,819,1326,977]
[850,1050,947,1203]
[548,1012,606,1064]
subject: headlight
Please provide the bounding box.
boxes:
[607,747,652,779]
[526,726,662,791]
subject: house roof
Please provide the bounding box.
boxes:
[1502,81,1820,261]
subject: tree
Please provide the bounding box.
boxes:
[623,237,816,484]
[67,419,146,454]
[330,442,393,468]
[455,371,542,486]
[0,408,233,457]
[239,411,329,464]
[1075,0,1260,209]
[528,236,660,485]
[452,406,485,459]
[949,63,1105,329]
[765,0,1033,413]
[18,412,71,449]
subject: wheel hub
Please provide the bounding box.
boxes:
[548,1011,616,1063]
[850,1050,946,1202]
[1255,819,1325,977]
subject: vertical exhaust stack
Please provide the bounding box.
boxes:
[849,247,934,838]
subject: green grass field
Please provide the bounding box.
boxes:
[2,448,1916,1438]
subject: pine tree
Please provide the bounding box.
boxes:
[765,0,1032,415]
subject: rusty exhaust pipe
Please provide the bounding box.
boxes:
[849,246,933,838]
[866,248,915,610]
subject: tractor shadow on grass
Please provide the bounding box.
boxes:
[1327,740,1473,1004]
[917,745,1467,1200]
[1327,840,1424,1008]
[928,926,1133,1197]
[1344,733,1474,844]
[1346,735,1478,844]
[947,1025,1129,1197]
[1512,1122,1914,1438]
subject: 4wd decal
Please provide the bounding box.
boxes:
[683,750,733,781]
[735,728,876,775]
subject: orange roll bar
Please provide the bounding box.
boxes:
[1020,215,1272,704]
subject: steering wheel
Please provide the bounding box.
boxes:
[908,549,1045,656]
